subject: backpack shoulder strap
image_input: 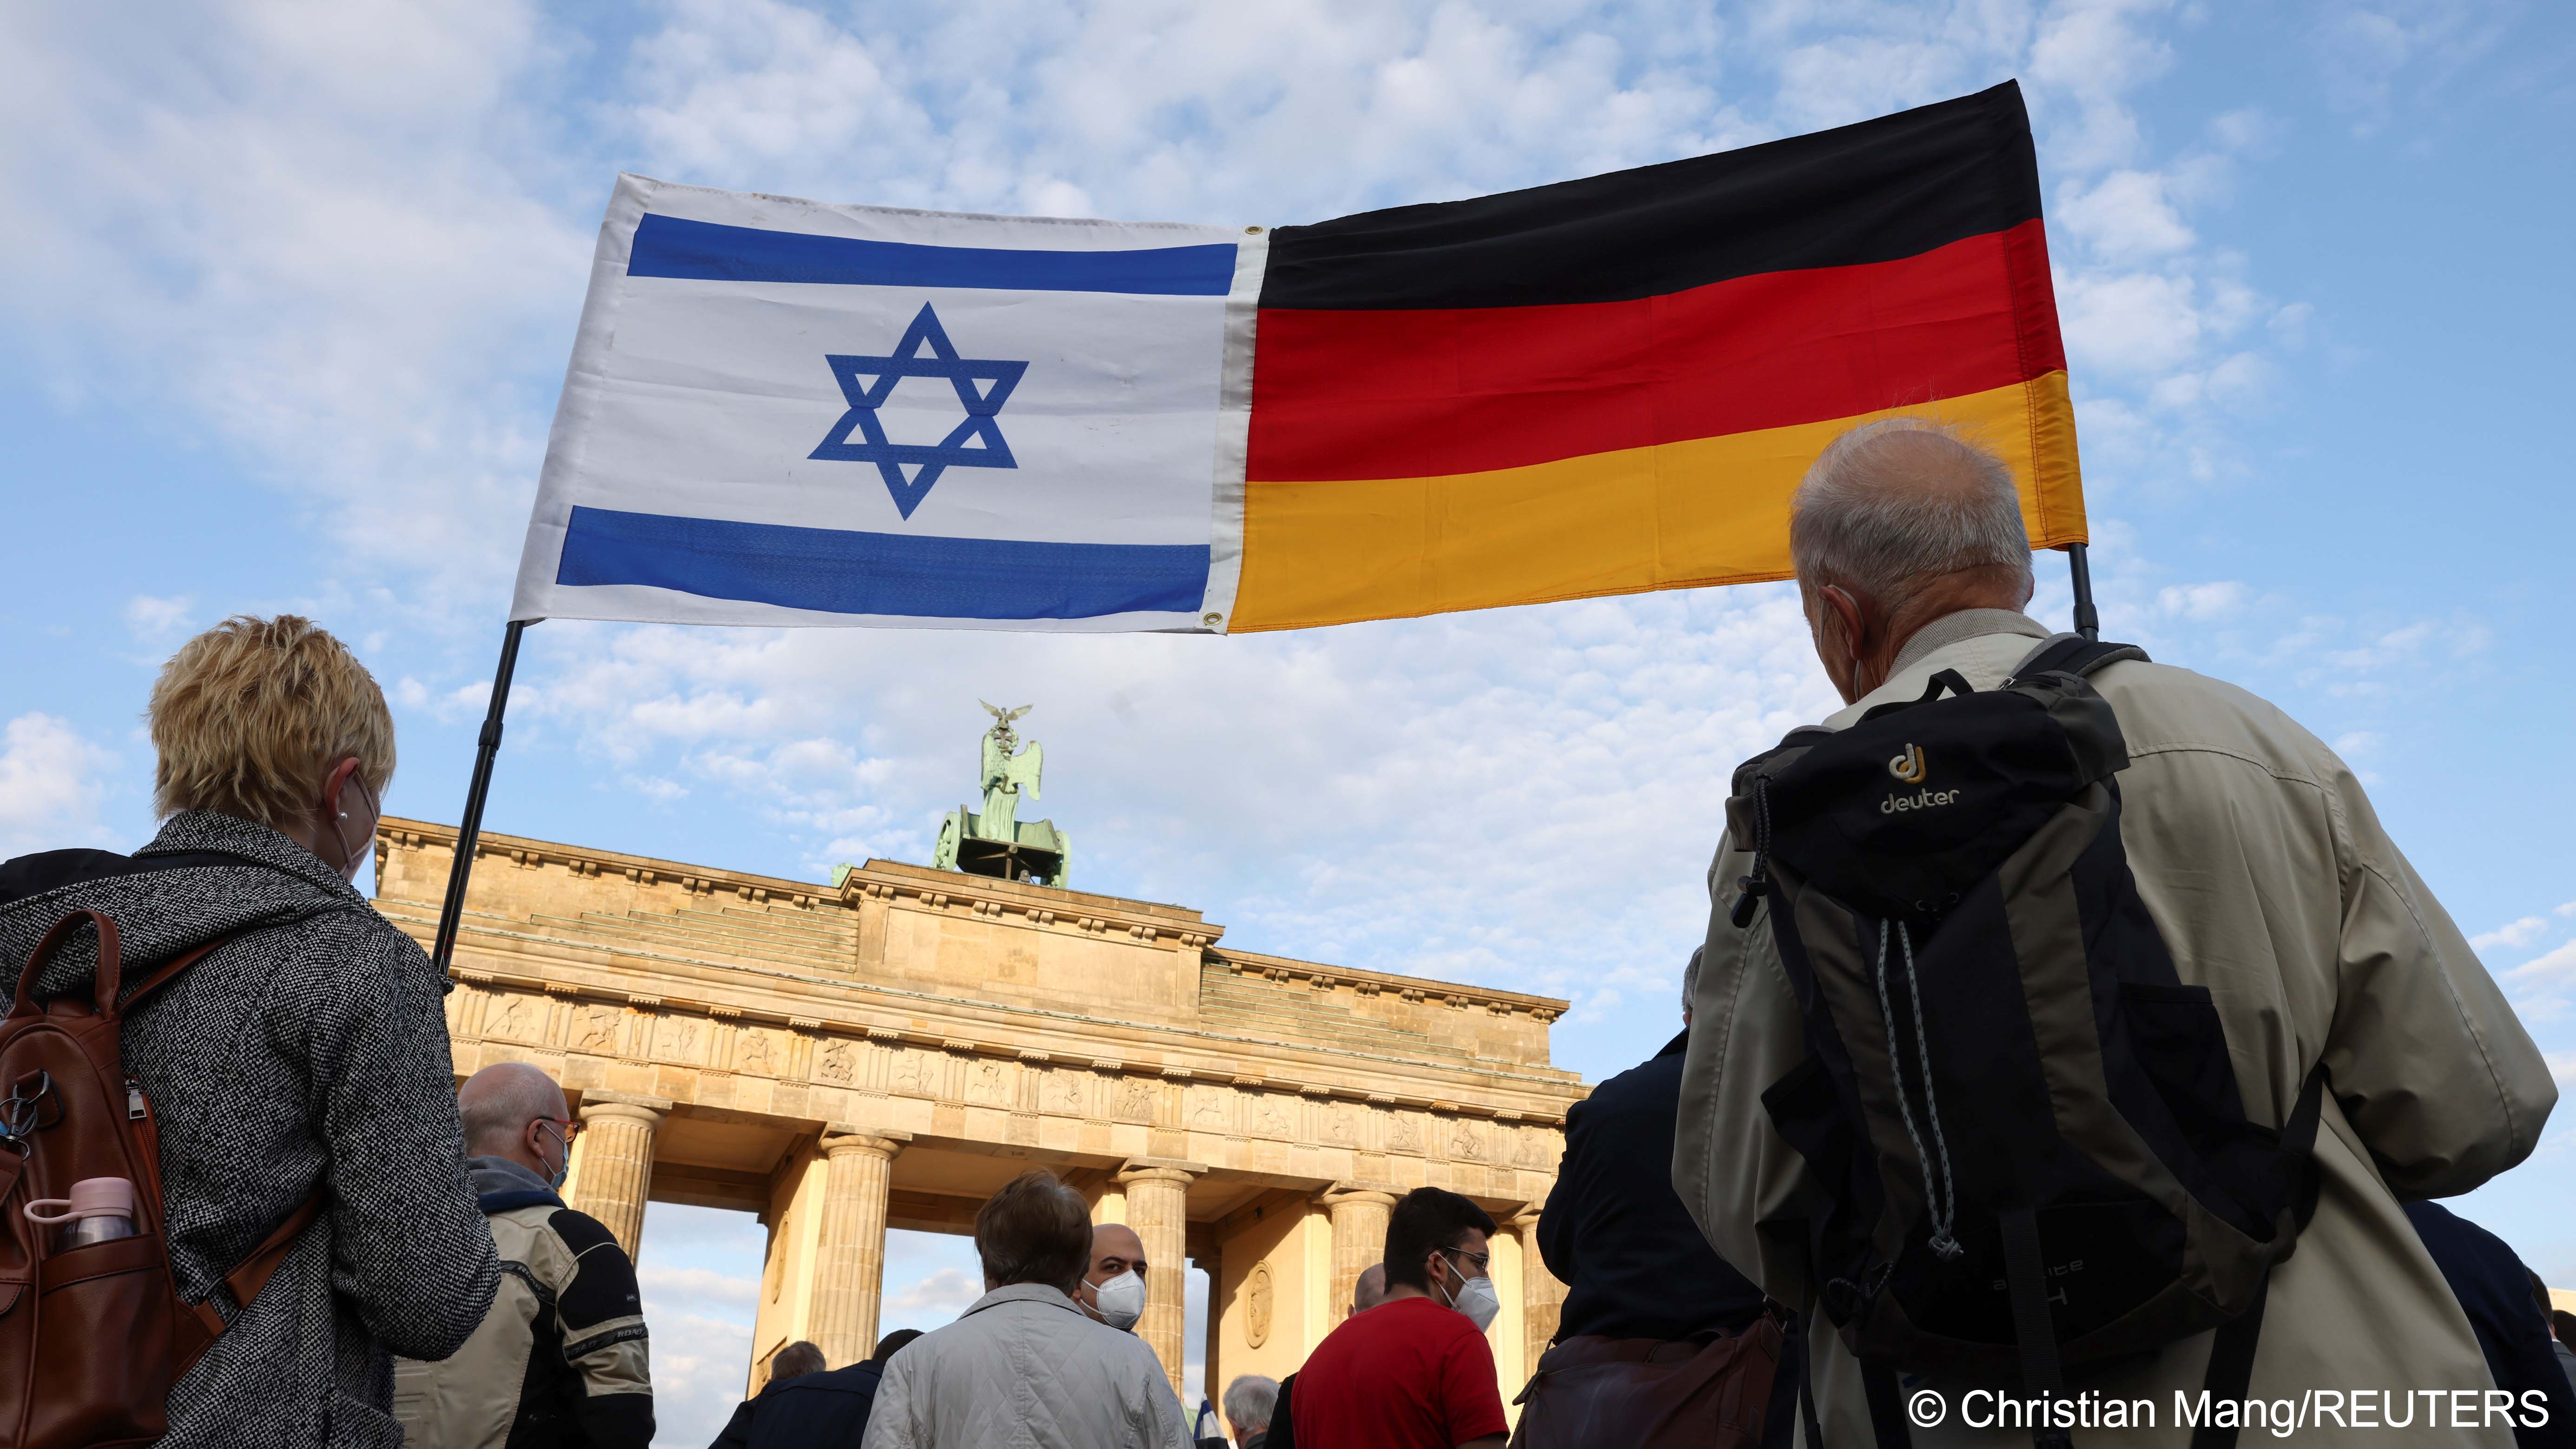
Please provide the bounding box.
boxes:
[119,935,234,1012]
[2006,634,2149,686]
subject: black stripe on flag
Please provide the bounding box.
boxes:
[1258,80,2043,312]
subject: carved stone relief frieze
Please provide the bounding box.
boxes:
[653,1014,701,1064]
[1041,1068,1084,1118]
[1251,1094,1295,1141]
[736,1028,782,1078]
[815,1039,858,1086]
[1448,1120,1485,1163]
[889,1048,930,1097]
[491,995,540,1044]
[963,1059,1012,1107]
[1387,1112,1425,1155]
[1112,1078,1156,1123]
[1187,1087,1230,1132]
[1324,1104,1360,1147]
[570,1003,621,1054]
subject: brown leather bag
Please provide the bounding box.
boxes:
[0,910,319,1448]
[1509,1315,1782,1449]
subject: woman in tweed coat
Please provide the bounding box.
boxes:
[0,616,499,1448]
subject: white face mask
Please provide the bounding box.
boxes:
[1087,1270,1146,1331]
[329,772,378,884]
[1438,1252,1502,1332]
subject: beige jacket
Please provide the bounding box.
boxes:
[392,1159,653,1448]
[860,1283,1192,1449]
[1675,610,2556,1447]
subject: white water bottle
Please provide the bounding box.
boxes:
[25,1177,138,1251]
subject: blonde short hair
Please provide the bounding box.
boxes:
[149,616,395,827]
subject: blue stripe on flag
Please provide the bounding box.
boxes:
[556,507,1210,620]
[626,214,1237,296]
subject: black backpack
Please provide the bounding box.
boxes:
[1724,638,2323,1449]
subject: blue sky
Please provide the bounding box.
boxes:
[3,1,2570,1441]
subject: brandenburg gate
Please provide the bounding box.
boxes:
[369,790,1587,1403]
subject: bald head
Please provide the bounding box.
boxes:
[459,1062,571,1178]
[1354,1261,1388,1314]
[1087,1222,1146,1285]
[1790,419,2037,702]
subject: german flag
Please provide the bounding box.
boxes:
[1231,80,2082,632]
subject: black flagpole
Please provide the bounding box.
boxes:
[431,619,531,980]
[2065,543,2100,642]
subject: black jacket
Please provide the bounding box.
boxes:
[1538,1031,1766,1342]
[2404,1201,2576,1449]
[709,1361,884,1449]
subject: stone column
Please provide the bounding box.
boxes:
[1512,1207,1565,1381]
[1321,1185,1397,1325]
[1198,1244,1222,1412]
[1117,1158,1204,1396]
[567,1091,670,1261]
[810,1130,907,1367]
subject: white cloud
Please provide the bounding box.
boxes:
[0,0,589,619]
[2157,581,2248,621]
[2548,1053,2576,1091]
[639,1308,755,1445]
[2473,916,2551,952]
[886,1266,983,1321]
[122,595,195,646]
[2059,169,2197,260]
[0,714,125,859]
[2508,941,2576,990]
[638,1262,760,1315]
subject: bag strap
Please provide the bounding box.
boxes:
[185,1192,325,1341]
[119,936,233,1012]
[1798,1313,1827,1449]
[2187,1272,2269,1449]
[1859,1361,1911,1449]
[11,909,124,1019]
[1999,1208,2074,1449]
[2005,635,2149,686]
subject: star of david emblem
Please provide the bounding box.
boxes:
[810,303,1028,519]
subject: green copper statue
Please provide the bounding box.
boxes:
[930,702,1071,885]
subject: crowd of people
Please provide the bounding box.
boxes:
[0,418,2567,1447]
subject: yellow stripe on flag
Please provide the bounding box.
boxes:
[1231,372,2084,633]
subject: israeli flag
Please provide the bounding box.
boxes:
[512,175,1263,632]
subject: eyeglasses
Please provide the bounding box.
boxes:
[538,1117,583,1141]
[1441,1247,1491,1272]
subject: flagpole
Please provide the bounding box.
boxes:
[2065,543,2100,642]
[430,619,531,980]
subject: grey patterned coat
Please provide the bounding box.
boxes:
[0,811,499,1448]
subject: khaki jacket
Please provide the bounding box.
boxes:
[1675,611,2556,1447]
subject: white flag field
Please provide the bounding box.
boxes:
[513,173,1263,634]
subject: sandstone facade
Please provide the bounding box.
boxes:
[374,816,1583,1407]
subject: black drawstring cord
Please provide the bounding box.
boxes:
[1730,774,1773,929]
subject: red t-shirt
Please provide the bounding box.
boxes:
[1290,1297,1509,1448]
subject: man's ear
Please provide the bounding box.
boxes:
[1819,584,1869,650]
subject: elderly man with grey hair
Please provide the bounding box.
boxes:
[1675,418,2554,1446]
[1222,1375,1278,1449]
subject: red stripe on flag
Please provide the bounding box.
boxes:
[1247,220,2062,484]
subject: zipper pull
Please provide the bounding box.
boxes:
[126,1078,148,1121]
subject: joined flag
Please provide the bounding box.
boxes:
[511,80,2084,634]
